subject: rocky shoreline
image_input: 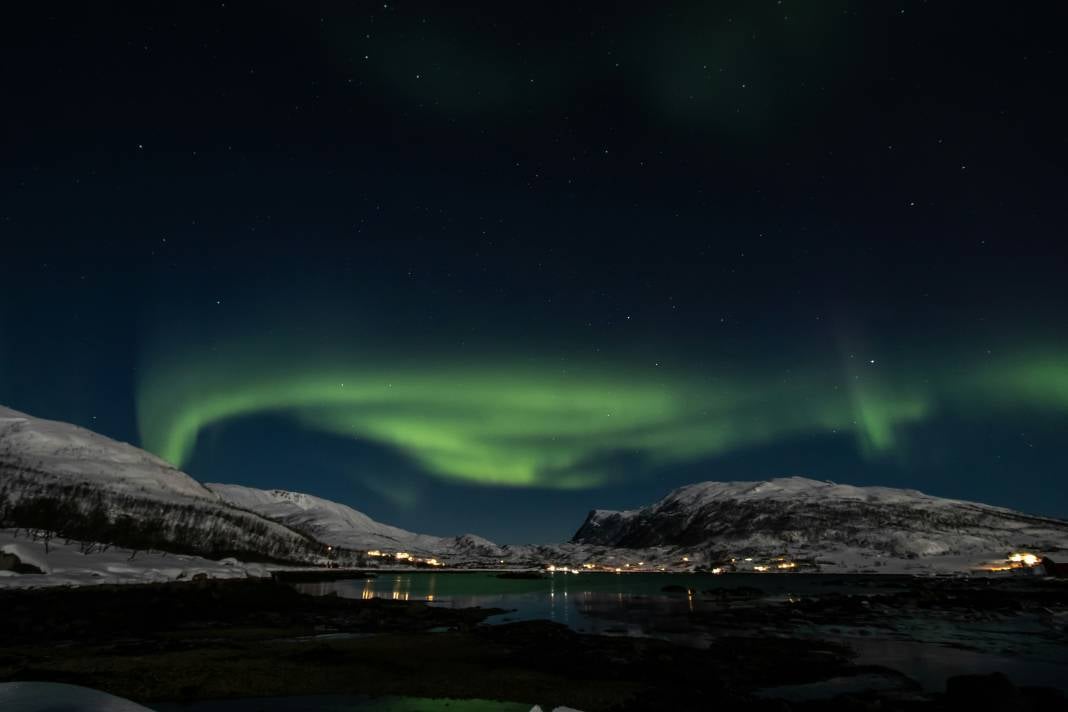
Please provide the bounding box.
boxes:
[1,577,1067,710]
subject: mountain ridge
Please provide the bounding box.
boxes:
[0,406,324,563]
[572,475,1068,568]
[206,483,505,559]
[4,405,1067,574]
[0,404,502,564]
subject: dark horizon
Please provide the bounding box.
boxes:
[2,2,1066,544]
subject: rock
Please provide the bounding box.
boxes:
[0,551,45,575]
[945,672,1023,710]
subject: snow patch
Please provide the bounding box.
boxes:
[0,529,271,588]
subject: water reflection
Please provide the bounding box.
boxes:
[296,571,816,639]
[294,572,1068,692]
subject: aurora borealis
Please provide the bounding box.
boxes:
[135,330,1067,493]
[2,2,1066,542]
[137,343,926,489]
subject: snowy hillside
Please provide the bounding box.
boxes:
[0,404,500,570]
[571,476,1068,571]
[0,405,322,564]
[207,483,504,559]
[0,406,216,502]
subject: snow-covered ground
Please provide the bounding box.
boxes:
[0,682,581,712]
[0,682,155,711]
[0,529,269,588]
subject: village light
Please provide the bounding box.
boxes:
[1009,552,1039,566]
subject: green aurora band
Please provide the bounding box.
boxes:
[136,337,1068,489]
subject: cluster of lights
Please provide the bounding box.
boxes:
[363,550,444,566]
[540,555,805,574]
[566,561,671,573]
[983,551,1041,572]
[1009,552,1039,567]
[546,564,582,574]
[976,551,1044,573]
[710,555,799,573]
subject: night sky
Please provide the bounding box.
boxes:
[2,2,1066,544]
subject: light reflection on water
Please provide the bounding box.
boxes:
[298,571,776,635]
[298,571,890,609]
[296,572,1068,692]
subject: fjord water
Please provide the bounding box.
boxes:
[296,571,1068,693]
[296,571,903,633]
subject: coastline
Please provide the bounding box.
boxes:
[3,573,1068,710]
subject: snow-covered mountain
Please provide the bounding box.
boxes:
[571,476,1068,571]
[207,483,504,559]
[0,405,501,566]
[0,406,216,502]
[0,406,322,563]
[6,403,1067,575]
